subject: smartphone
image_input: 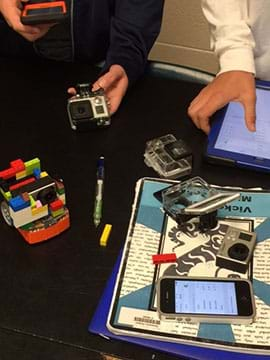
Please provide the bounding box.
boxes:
[21,1,67,25]
[157,276,256,325]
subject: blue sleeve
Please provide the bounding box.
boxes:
[102,0,164,85]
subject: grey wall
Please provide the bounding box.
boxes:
[149,0,219,74]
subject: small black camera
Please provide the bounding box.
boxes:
[36,186,57,205]
[216,226,257,273]
[67,83,111,131]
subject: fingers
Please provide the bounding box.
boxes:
[189,93,256,135]
[92,65,128,114]
[188,97,209,133]
[67,87,76,95]
[188,71,257,134]
[68,65,128,115]
[93,73,111,91]
[92,65,125,92]
[20,23,54,41]
[92,82,100,92]
[8,18,43,41]
[17,26,41,41]
[188,85,211,109]
[242,94,256,132]
[188,90,228,134]
[107,96,120,115]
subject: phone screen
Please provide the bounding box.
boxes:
[174,279,237,315]
[160,278,254,317]
[214,87,270,160]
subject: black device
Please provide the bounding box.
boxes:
[157,276,256,325]
[21,0,68,25]
[67,83,111,131]
[205,80,270,173]
[216,226,257,274]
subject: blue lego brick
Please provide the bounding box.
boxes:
[33,168,41,179]
[9,195,30,211]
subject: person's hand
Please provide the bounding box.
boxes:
[92,65,129,114]
[0,0,54,42]
[188,71,256,134]
[68,65,129,115]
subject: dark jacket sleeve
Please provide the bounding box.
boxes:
[102,0,164,85]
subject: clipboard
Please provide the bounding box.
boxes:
[103,177,270,355]
[88,250,270,360]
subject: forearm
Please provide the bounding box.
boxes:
[104,0,164,85]
[202,0,255,75]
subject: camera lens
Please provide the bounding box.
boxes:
[70,100,93,120]
[37,186,57,205]
[77,106,86,114]
[228,243,249,261]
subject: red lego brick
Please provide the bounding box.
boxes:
[0,168,16,180]
[0,159,25,180]
[49,199,64,211]
[10,159,25,173]
[152,253,177,265]
[9,177,36,191]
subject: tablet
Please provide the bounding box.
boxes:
[205,80,270,173]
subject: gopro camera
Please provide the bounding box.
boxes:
[67,83,111,131]
[144,134,192,179]
[216,226,257,273]
[21,0,68,25]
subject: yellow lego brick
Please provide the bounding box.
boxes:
[100,224,112,247]
[31,204,48,216]
[51,208,65,218]
[0,189,11,201]
[40,171,48,178]
[16,169,27,180]
[29,195,36,209]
